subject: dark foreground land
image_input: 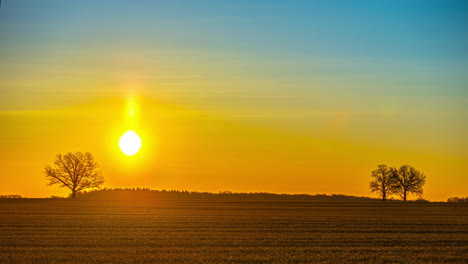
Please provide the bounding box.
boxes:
[0,199,467,264]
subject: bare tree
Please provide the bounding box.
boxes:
[44,152,104,198]
[390,165,426,202]
[369,164,394,201]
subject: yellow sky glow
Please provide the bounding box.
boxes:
[0,95,466,201]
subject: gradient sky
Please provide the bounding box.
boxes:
[0,0,467,200]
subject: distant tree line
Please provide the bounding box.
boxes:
[447,197,468,203]
[40,153,445,203]
[0,195,23,198]
[75,188,380,201]
[369,164,426,201]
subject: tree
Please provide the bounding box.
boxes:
[44,152,104,198]
[390,165,426,202]
[369,164,394,201]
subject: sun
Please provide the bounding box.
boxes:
[119,130,142,156]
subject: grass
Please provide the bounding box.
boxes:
[0,199,467,263]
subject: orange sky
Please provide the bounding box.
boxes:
[0,95,466,201]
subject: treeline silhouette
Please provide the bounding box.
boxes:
[0,195,23,198]
[447,197,468,203]
[74,188,380,201]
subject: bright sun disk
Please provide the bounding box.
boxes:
[119,130,142,156]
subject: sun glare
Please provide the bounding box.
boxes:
[119,130,142,156]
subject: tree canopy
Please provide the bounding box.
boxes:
[369,164,394,201]
[44,152,104,198]
[369,164,426,202]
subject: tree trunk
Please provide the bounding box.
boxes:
[71,190,76,199]
[403,191,407,202]
[382,192,386,201]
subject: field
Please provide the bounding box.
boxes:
[0,199,467,263]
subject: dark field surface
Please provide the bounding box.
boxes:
[0,199,467,263]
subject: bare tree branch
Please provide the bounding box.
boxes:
[369,164,394,201]
[389,165,426,202]
[44,152,104,198]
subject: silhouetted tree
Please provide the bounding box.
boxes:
[369,164,394,201]
[44,152,104,198]
[390,165,426,202]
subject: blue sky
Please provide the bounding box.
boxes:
[0,1,467,113]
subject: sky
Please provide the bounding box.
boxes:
[0,0,467,201]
